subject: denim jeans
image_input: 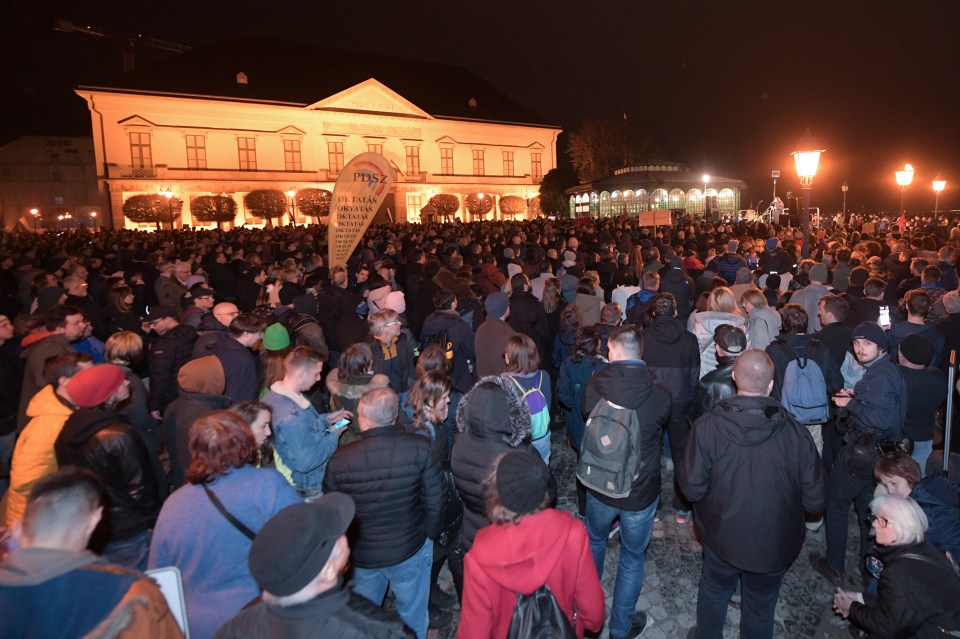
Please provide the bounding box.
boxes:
[103,529,153,572]
[911,439,932,475]
[532,434,551,464]
[694,545,786,639]
[586,492,658,637]
[352,538,432,639]
[825,461,873,575]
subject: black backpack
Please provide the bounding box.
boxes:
[506,584,577,639]
[422,328,453,362]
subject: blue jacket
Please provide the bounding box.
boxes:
[558,355,607,452]
[846,354,906,441]
[262,387,338,491]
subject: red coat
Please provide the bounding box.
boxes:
[457,509,605,639]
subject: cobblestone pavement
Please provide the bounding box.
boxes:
[430,428,865,638]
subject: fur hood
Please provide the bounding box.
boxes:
[455,374,531,447]
[433,268,458,290]
[325,370,390,399]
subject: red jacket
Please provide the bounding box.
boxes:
[457,509,605,639]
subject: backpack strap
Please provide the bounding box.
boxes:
[203,484,256,541]
[779,338,808,368]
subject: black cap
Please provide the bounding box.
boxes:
[249,493,355,597]
[714,324,747,354]
[142,305,177,323]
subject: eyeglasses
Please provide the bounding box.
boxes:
[385,321,401,327]
[866,513,891,528]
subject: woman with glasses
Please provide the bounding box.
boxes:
[832,493,960,638]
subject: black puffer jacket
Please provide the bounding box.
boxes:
[680,395,824,573]
[54,409,165,542]
[323,424,445,568]
[642,316,700,407]
[148,324,197,413]
[451,375,532,550]
[581,361,672,511]
[658,267,696,321]
[849,540,960,638]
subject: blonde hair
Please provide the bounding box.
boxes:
[104,331,144,365]
[707,287,741,315]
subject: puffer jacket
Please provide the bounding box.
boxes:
[323,424,445,568]
[680,395,824,573]
[5,385,75,527]
[17,332,73,431]
[451,375,532,550]
[421,310,476,394]
[55,409,165,542]
[148,324,198,413]
[911,477,960,560]
[688,310,750,378]
[716,252,748,284]
[848,540,960,638]
[642,316,700,407]
[659,266,696,321]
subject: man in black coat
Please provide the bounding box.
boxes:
[215,493,415,639]
[144,305,197,420]
[580,325,671,639]
[421,288,477,394]
[688,325,746,424]
[323,388,443,639]
[658,256,696,322]
[681,350,823,639]
[316,266,368,364]
[506,273,550,366]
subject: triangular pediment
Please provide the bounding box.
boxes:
[117,115,156,127]
[308,79,432,119]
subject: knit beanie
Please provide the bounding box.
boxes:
[263,324,291,351]
[899,334,934,366]
[177,356,226,394]
[67,365,126,408]
[383,291,406,314]
[852,321,888,350]
[496,451,550,515]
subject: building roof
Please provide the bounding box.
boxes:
[79,36,558,129]
[566,162,747,194]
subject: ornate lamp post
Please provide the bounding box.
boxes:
[64,212,72,230]
[90,211,98,230]
[895,164,914,214]
[933,179,946,223]
[791,128,824,259]
[841,181,849,224]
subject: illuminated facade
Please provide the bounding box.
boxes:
[77,37,560,230]
[566,162,747,220]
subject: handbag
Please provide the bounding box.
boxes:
[204,484,256,540]
[841,431,876,480]
[436,471,464,548]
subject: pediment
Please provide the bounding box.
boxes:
[117,115,156,127]
[308,79,432,119]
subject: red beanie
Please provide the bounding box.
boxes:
[67,365,126,408]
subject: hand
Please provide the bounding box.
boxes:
[150,410,163,420]
[325,409,351,425]
[832,589,857,618]
[833,389,852,407]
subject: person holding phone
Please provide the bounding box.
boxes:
[262,346,351,501]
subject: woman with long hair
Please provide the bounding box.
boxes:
[326,342,389,443]
[148,410,300,639]
[503,334,553,463]
[230,400,275,468]
[688,286,750,378]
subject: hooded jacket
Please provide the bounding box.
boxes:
[18,332,74,431]
[680,395,824,573]
[192,313,230,357]
[163,390,233,488]
[745,305,783,351]
[451,376,533,550]
[581,362,672,511]
[642,315,701,407]
[4,385,75,527]
[55,409,165,542]
[659,266,696,321]
[422,309,477,394]
[0,548,183,639]
[458,509,605,639]
[149,324,198,413]
[474,316,516,379]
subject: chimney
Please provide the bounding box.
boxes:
[468,97,477,112]
[236,72,248,86]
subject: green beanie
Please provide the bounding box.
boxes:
[263,323,291,351]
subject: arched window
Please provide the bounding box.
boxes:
[687,189,703,216]
[636,189,649,211]
[718,188,736,214]
[611,190,626,216]
[599,191,612,217]
[651,188,669,210]
[669,188,685,210]
[569,195,577,218]
[623,190,638,215]
[590,192,599,217]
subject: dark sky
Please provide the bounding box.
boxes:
[5,0,960,213]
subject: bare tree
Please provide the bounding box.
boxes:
[567,117,652,183]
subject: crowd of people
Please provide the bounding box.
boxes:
[0,210,959,638]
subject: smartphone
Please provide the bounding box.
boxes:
[331,417,350,430]
[878,305,891,329]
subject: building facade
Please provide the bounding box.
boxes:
[566,162,746,220]
[76,37,560,230]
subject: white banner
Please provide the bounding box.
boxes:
[328,152,395,267]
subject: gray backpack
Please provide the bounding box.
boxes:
[577,398,644,499]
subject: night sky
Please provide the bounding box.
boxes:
[5,0,959,214]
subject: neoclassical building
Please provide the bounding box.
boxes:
[77,37,560,230]
[566,162,747,219]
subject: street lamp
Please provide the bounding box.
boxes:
[841,181,849,224]
[57,214,64,230]
[895,163,915,214]
[90,211,98,230]
[287,189,297,226]
[64,212,72,230]
[30,208,39,232]
[702,174,711,218]
[933,178,946,223]
[158,188,175,231]
[791,128,824,259]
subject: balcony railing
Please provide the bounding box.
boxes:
[114,164,156,178]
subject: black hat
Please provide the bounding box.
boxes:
[190,287,216,299]
[853,321,887,350]
[248,493,355,597]
[496,452,550,515]
[899,333,933,366]
[279,285,300,306]
[142,305,177,323]
[714,324,746,354]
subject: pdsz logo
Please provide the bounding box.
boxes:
[354,171,387,188]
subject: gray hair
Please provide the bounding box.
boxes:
[369,309,399,338]
[870,493,928,545]
[358,387,399,430]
